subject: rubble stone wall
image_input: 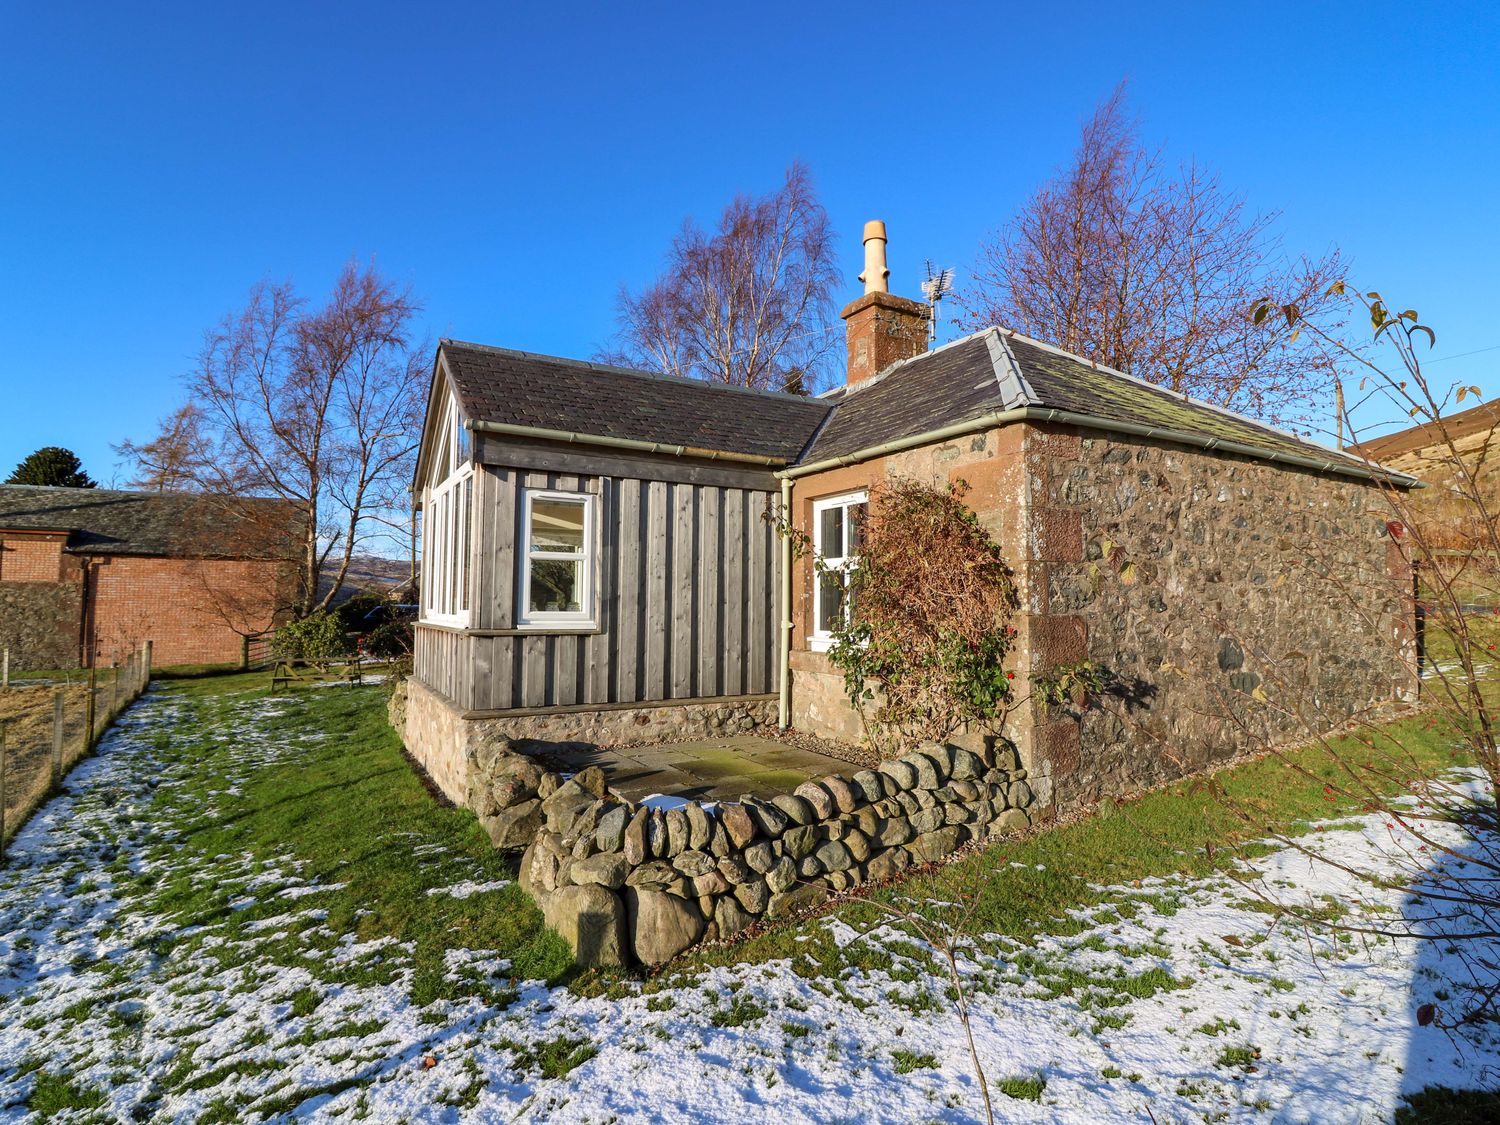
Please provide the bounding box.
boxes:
[466,738,1035,968]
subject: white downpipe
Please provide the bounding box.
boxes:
[778,475,793,729]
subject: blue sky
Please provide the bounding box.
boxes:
[2,1,1497,485]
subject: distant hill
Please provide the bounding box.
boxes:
[317,555,415,608]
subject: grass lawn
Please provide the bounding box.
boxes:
[0,671,1494,1122]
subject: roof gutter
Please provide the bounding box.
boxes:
[466,419,787,468]
[777,407,1423,488]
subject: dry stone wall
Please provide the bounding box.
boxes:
[468,738,1035,968]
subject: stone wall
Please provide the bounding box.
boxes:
[0,580,82,670]
[471,739,1035,968]
[1024,424,1418,812]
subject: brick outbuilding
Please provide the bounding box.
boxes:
[0,485,304,670]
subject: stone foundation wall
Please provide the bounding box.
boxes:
[401,679,779,808]
[469,738,1035,968]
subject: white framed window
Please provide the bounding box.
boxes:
[421,395,473,626]
[518,489,596,628]
[809,490,867,652]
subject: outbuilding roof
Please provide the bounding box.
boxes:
[440,340,832,464]
[0,485,303,559]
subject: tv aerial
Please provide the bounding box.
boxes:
[920,260,954,347]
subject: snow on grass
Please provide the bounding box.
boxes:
[0,684,1494,1122]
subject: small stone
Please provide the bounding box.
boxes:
[877,816,913,847]
[743,841,775,873]
[672,849,715,878]
[943,803,972,826]
[572,836,595,859]
[766,855,797,894]
[571,800,606,842]
[721,804,757,848]
[854,806,880,836]
[717,854,754,884]
[996,808,1030,834]
[623,807,652,865]
[1008,780,1034,809]
[537,773,561,799]
[626,860,678,889]
[877,759,916,789]
[950,748,983,780]
[908,825,963,864]
[715,895,756,938]
[851,770,884,802]
[844,829,872,862]
[665,808,691,856]
[647,810,669,858]
[783,825,818,860]
[910,807,943,835]
[575,766,607,798]
[517,838,541,899]
[626,889,705,965]
[895,791,920,815]
[826,869,854,892]
[814,839,852,872]
[934,785,960,803]
[734,877,770,913]
[823,776,858,814]
[865,848,911,881]
[770,793,815,825]
[542,884,627,968]
[692,871,728,897]
[743,798,789,837]
[686,804,711,851]
[798,855,823,878]
[595,804,629,853]
[950,779,980,802]
[481,798,542,850]
[767,881,829,919]
[571,852,629,889]
[707,819,732,858]
[904,753,940,789]
[794,781,834,819]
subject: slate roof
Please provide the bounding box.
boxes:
[436,329,1411,484]
[440,340,831,463]
[802,328,1409,482]
[0,485,303,559]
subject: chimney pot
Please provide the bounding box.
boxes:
[841,220,929,387]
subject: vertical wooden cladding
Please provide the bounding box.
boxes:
[420,464,780,713]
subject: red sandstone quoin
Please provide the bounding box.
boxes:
[0,485,304,670]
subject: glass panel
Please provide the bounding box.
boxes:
[819,505,843,559]
[530,559,582,613]
[531,498,586,553]
[817,570,845,634]
[847,503,867,554]
[459,477,471,612]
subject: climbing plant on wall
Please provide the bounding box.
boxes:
[825,479,1019,755]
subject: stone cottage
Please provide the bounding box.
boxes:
[0,485,304,669]
[404,221,1421,824]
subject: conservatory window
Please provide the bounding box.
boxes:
[518,490,595,627]
[810,490,866,651]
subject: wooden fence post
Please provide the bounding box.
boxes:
[1,722,8,861]
[86,667,98,743]
[51,690,64,790]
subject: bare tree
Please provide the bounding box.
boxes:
[958,86,1346,427]
[118,262,426,615]
[605,162,840,394]
[112,404,206,491]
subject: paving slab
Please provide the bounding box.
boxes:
[539,734,852,805]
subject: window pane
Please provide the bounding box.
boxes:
[459,477,472,612]
[531,498,585,553]
[817,571,845,634]
[819,505,843,558]
[530,559,582,613]
[847,503,866,554]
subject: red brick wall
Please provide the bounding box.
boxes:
[87,555,298,667]
[0,533,66,583]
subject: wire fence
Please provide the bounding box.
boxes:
[0,642,152,860]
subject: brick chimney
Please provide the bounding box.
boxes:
[840,220,930,387]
